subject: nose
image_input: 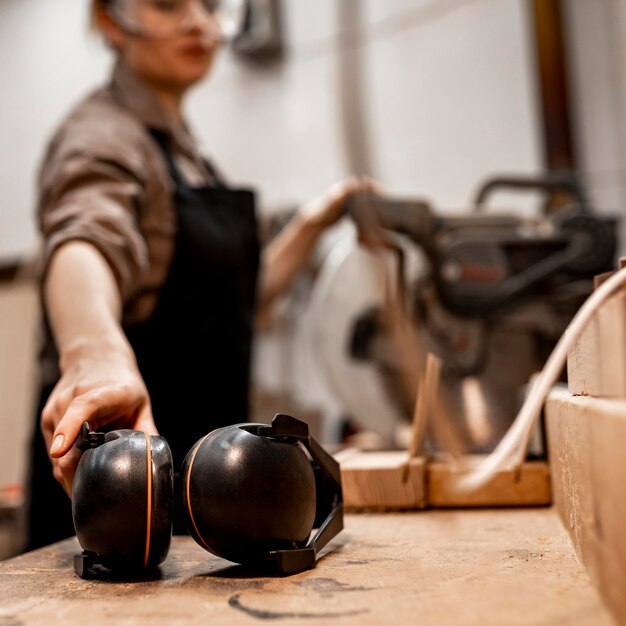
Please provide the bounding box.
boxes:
[181,1,219,35]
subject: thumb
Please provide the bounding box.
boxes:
[360,175,386,196]
[133,402,159,436]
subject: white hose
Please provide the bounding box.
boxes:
[457,265,626,491]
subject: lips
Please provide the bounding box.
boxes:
[178,42,211,57]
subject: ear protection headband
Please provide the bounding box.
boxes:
[71,414,343,578]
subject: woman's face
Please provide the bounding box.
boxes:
[102,0,223,92]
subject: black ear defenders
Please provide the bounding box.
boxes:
[71,414,343,578]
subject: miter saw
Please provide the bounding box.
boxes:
[307,176,618,452]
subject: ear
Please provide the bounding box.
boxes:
[95,6,126,51]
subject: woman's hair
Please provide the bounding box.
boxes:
[90,0,114,30]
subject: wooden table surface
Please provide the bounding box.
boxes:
[0,509,612,626]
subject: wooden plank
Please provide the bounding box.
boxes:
[567,301,602,394]
[339,451,551,510]
[546,389,626,626]
[567,289,626,397]
[0,510,612,625]
[428,458,552,508]
[340,451,426,510]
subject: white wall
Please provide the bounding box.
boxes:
[0,0,542,264]
[362,0,541,208]
[0,0,110,262]
[190,0,542,213]
[564,0,626,225]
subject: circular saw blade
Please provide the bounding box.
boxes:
[307,230,423,442]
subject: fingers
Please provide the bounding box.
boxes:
[41,387,76,450]
[332,176,385,220]
[49,383,146,459]
[336,175,383,196]
[46,388,157,495]
[336,175,362,196]
[300,175,385,232]
[359,174,385,196]
[52,446,83,497]
[324,175,385,204]
[133,402,159,437]
[333,176,365,204]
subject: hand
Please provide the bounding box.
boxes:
[41,342,158,496]
[300,176,382,232]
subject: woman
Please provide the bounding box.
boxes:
[26,0,371,549]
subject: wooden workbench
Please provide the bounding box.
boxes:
[0,510,612,625]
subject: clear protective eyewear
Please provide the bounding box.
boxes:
[109,0,246,41]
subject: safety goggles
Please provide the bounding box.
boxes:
[108,0,246,41]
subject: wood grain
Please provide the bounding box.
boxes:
[0,510,611,625]
[340,451,551,510]
[567,290,626,397]
[546,389,626,626]
[428,457,552,508]
[340,451,426,510]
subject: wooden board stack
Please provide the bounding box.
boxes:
[547,267,626,626]
[546,389,626,626]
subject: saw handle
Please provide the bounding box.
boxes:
[473,174,589,213]
[346,194,437,252]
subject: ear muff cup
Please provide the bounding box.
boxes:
[72,425,174,574]
[181,423,317,566]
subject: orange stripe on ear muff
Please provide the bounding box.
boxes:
[185,434,212,552]
[144,432,153,569]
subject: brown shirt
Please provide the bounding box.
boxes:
[38,60,218,328]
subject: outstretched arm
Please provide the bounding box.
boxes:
[42,241,157,496]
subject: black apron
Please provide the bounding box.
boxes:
[25,129,260,549]
[126,130,260,467]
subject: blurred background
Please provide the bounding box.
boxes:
[1,0,625,558]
